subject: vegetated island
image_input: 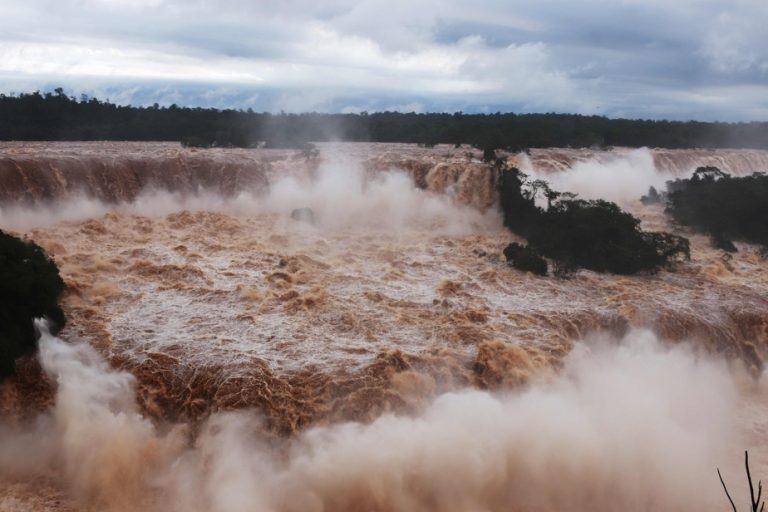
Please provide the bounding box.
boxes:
[644,167,768,254]
[492,153,690,277]
[498,161,768,278]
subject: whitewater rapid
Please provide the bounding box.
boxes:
[0,142,767,511]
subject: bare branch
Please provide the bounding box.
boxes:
[748,451,757,511]
[719,467,738,512]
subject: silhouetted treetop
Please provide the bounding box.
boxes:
[665,167,768,252]
[0,230,66,378]
[1,90,767,149]
[495,161,690,276]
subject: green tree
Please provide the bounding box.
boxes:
[0,231,66,378]
[666,167,768,251]
[496,163,690,276]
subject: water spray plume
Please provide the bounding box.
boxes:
[0,142,767,511]
[0,326,757,512]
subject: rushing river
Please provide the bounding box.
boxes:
[1,142,767,511]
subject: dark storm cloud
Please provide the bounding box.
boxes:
[0,0,766,119]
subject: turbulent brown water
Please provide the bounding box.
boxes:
[1,142,768,511]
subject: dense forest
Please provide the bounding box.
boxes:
[1,89,767,149]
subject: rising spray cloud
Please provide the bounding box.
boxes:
[0,325,751,512]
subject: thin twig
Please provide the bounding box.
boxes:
[719,467,738,512]
[748,451,757,511]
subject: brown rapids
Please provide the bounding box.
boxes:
[0,142,768,511]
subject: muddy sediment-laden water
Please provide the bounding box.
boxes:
[1,142,768,511]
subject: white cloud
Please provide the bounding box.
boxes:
[0,41,265,83]
[457,39,576,108]
[0,0,766,118]
[701,9,768,76]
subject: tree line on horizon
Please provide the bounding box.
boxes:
[1,89,767,150]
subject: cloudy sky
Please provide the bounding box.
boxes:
[1,0,766,120]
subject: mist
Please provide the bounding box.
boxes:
[4,145,767,233]
[263,152,498,234]
[0,153,498,235]
[3,143,768,511]
[0,323,752,512]
[520,148,672,206]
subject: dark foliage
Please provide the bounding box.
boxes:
[665,167,768,251]
[640,186,664,205]
[496,165,543,236]
[482,147,499,163]
[300,142,320,160]
[503,243,548,276]
[495,162,690,276]
[0,231,65,378]
[2,89,768,149]
[712,234,738,253]
[530,199,690,275]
